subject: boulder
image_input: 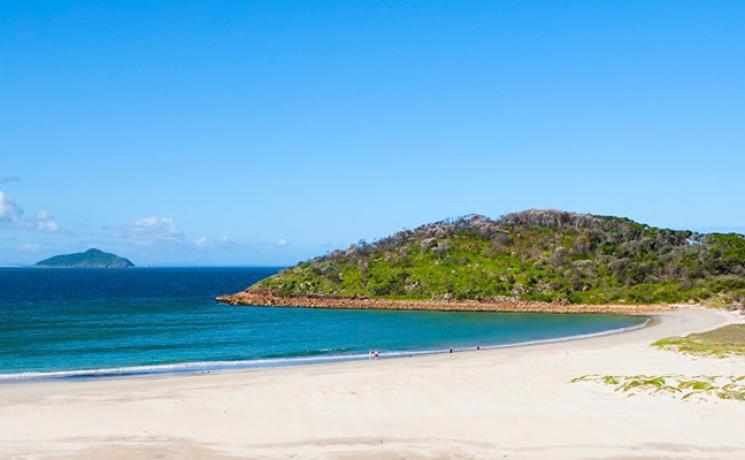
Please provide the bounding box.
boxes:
[420,238,437,249]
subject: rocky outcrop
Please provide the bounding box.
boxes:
[727,301,745,315]
[216,289,674,315]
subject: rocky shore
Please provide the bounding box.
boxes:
[216,289,675,314]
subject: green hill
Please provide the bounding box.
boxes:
[253,210,745,305]
[34,248,134,269]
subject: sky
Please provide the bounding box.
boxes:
[1,1,744,266]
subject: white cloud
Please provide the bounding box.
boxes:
[276,238,288,247]
[133,217,184,239]
[108,216,251,255]
[0,190,23,223]
[109,216,186,245]
[0,190,59,232]
[191,234,247,250]
[35,210,59,233]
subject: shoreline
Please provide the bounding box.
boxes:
[2,307,743,460]
[217,290,675,314]
[0,314,652,384]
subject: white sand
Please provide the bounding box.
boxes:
[1,307,743,460]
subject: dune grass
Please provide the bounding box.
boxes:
[572,374,745,401]
[652,324,745,358]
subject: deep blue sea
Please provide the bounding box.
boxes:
[0,267,646,381]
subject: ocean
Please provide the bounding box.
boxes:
[0,267,646,381]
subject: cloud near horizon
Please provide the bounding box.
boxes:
[35,210,59,232]
[0,190,22,224]
[107,216,187,246]
[3,206,300,266]
[107,217,251,251]
[0,190,59,233]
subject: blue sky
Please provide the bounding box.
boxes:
[1,1,744,266]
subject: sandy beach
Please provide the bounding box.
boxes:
[1,307,743,460]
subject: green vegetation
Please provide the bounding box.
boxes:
[256,210,745,304]
[572,374,745,401]
[653,325,745,357]
[34,248,134,269]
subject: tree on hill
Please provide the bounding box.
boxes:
[253,210,745,305]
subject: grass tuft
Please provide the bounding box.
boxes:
[573,374,745,401]
[652,324,745,358]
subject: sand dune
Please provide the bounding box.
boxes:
[1,307,743,459]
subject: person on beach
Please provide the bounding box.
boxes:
[374,350,380,359]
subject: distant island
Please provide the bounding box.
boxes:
[34,248,135,269]
[218,209,745,311]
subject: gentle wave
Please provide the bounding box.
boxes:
[0,317,649,383]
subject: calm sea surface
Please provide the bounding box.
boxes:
[0,267,645,381]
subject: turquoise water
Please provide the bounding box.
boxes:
[0,267,646,381]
